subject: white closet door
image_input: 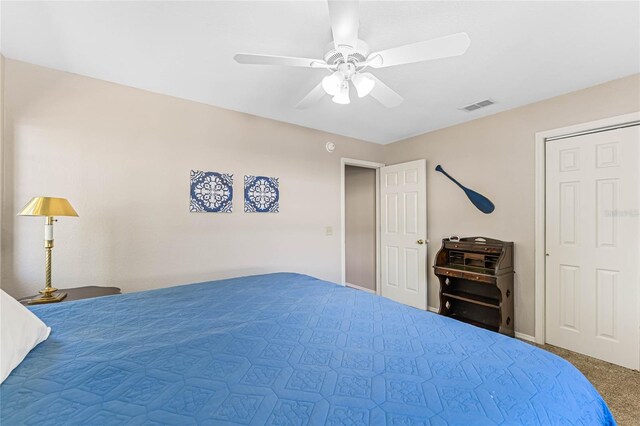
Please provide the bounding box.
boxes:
[380,160,427,310]
[546,125,639,370]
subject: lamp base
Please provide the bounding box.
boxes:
[27,292,68,305]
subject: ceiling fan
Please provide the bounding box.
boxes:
[234,0,471,109]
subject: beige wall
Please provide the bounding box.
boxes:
[345,165,376,291]
[383,73,640,336]
[0,55,4,286]
[1,59,383,298]
[2,58,638,337]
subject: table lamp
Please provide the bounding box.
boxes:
[17,197,78,305]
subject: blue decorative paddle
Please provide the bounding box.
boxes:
[435,165,495,214]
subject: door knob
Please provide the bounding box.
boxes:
[417,239,425,245]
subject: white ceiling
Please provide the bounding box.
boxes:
[2,1,639,144]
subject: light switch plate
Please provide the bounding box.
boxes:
[325,226,333,236]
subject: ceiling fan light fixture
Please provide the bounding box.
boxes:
[352,72,375,98]
[322,71,342,95]
[332,80,350,104]
[234,0,471,109]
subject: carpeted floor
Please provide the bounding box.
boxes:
[529,342,640,425]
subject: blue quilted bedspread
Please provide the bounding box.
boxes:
[2,273,614,425]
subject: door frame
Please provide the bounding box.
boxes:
[340,158,385,295]
[533,111,640,345]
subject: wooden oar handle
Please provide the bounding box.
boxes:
[435,165,462,188]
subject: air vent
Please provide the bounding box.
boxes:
[461,99,495,112]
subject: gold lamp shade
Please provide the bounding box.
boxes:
[18,197,78,217]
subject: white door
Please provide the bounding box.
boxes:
[546,125,639,370]
[380,160,427,310]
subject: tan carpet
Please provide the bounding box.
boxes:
[527,342,640,425]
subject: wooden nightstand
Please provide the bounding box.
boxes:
[19,286,121,306]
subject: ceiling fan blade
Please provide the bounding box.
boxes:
[295,82,326,109]
[367,32,471,69]
[234,53,330,69]
[327,0,360,52]
[369,75,403,108]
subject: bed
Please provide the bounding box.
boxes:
[1,273,614,425]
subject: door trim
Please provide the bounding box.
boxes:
[534,112,640,345]
[340,158,385,295]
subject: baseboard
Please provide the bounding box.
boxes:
[427,306,438,313]
[345,282,376,294]
[515,332,536,343]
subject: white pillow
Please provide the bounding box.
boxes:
[0,289,51,383]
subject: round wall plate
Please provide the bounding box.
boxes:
[326,142,336,153]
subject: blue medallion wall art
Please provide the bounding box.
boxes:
[190,170,233,213]
[244,175,279,213]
